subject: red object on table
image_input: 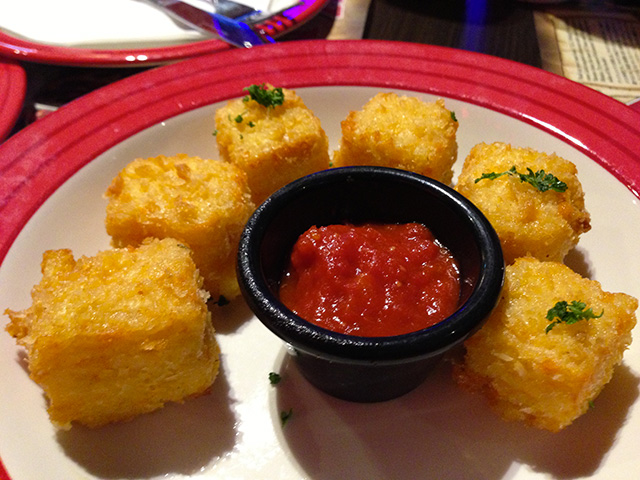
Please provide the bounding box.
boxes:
[0,60,26,141]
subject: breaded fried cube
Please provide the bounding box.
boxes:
[4,238,220,429]
[105,154,254,300]
[455,142,591,264]
[332,93,459,184]
[214,84,330,205]
[454,257,637,432]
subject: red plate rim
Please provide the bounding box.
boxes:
[0,0,328,66]
[0,59,26,141]
[2,39,639,268]
[1,37,640,479]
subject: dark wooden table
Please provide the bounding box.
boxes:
[363,0,640,71]
[363,0,543,68]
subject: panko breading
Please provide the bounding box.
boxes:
[214,85,330,205]
[454,257,637,432]
[5,238,220,429]
[332,93,459,184]
[105,154,254,300]
[455,142,591,264]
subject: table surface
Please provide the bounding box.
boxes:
[364,0,542,68]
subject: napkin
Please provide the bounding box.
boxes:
[0,0,299,48]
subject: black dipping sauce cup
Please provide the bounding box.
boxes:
[237,166,504,402]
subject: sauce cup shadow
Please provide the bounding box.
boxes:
[271,349,639,480]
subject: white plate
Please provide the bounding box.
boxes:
[0,59,26,141]
[0,0,327,66]
[0,0,297,48]
[1,40,640,479]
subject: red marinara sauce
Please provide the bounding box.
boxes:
[279,223,461,337]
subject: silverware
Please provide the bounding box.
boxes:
[143,0,279,48]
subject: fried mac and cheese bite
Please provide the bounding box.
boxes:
[455,142,591,264]
[454,257,637,432]
[332,93,459,184]
[5,238,220,429]
[214,84,330,205]
[105,154,254,300]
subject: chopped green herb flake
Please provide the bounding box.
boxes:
[212,129,218,136]
[450,111,458,122]
[545,300,603,333]
[269,372,282,385]
[280,408,293,426]
[243,83,285,108]
[248,121,256,128]
[475,171,505,182]
[475,166,568,193]
[234,114,244,123]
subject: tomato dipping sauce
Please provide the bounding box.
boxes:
[279,223,461,337]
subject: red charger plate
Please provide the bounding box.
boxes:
[0,59,26,141]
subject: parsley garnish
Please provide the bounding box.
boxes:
[545,300,603,333]
[243,84,285,108]
[234,114,244,123]
[475,166,567,193]
[269,373,291,425]
[451,111,458,122]
[269,372,282,385]
[280,408,293,426]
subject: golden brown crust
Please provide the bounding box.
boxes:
[5,238,220,429]
[214,85,330,205]
[455,142,591,264]
[454,257,637,432]
[332,93,459,184]
[105,154,254,300]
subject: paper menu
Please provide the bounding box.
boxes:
[535,8,640,103]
